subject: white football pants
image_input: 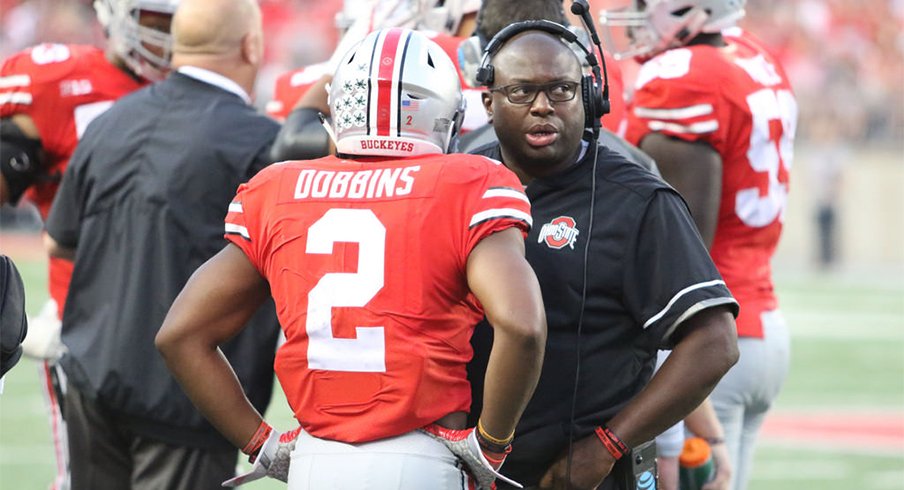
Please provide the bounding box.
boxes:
[287,428,469,489]
[711,309,791,490]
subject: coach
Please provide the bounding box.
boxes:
[43,0,280,488]
[466,19,740,490]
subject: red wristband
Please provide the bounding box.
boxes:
[242,421,273,457]
[595,426,628,460]
[480,444,512,467]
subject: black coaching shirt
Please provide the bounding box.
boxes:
[468,142,738,487]
[45,72,281,449]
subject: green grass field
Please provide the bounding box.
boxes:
[1,248,902,490]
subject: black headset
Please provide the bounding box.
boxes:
[474,19,610,134]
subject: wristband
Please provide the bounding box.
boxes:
[242,421,273,457]
[704,436,725,446]
[476,419,514,451]
[480,443,513,467]
[595,425,628,460]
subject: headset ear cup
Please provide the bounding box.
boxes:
[581,75,595,129]
[581,75,610,130]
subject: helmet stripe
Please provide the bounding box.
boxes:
[374,28,404,136]
[395,33,413,137]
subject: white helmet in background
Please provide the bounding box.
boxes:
[94,0,180,81]
[327,0,479,80]
[336,0,480,36]
[329,28,464,157]
[418,0,481,36]
[599,0,745,60]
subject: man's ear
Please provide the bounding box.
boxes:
[481,92,493,122]
[241,31,262,66]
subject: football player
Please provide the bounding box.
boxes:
[0,1,178,488]
[157,27,546,489]
[602,1,797,489]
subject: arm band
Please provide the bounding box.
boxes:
[0,118,43,204]
[476,418,514,452]
[241,420,273,457]
[269,107,331,162]
[595,425,629,460]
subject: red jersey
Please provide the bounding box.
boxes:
[625,30,797,338]
[225,153,531,442]
[265,60,332,121]
[1,43,145,314]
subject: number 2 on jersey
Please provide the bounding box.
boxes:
[306,208,386,372]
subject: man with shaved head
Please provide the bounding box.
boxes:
[467,24,740,489]
[43,0,281,488]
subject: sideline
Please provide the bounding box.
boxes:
[761,410,904,456]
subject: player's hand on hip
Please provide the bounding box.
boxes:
[420,423,522,490]
[538,433,614,490]
[222,425,301,487]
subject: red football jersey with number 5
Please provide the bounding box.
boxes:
[225,153,531,442]
[625,29,797,338]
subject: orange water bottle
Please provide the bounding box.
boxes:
[678,437,715,490]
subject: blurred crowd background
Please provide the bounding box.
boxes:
[2,0,903,270]
[2,0,901,148]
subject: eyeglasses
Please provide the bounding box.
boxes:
[488,81,580,105]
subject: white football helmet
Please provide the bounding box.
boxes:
[94,0,180,81]
[599,0,746,60]
[329,28,464,157]
[418,0,481,36]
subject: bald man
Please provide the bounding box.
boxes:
[169,0,264,95]
[43,0,282,488]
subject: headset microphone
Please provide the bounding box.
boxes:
[571,0,610,129]
[570,0,599,44]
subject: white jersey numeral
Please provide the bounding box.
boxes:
[305,209,386,372]
[30,44,71,65]
[73,100,114,139]
[735,87,797,227]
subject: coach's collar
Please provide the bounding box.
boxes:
[177,66,252,105]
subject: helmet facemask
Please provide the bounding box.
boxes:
[95,0,179,81]
[599,0,746,61]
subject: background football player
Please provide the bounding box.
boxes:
[0,1,178,487]
[601,1,797,489]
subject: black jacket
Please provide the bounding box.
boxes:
[46,72,282,449]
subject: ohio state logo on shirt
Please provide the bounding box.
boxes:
[538,216,580,250]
